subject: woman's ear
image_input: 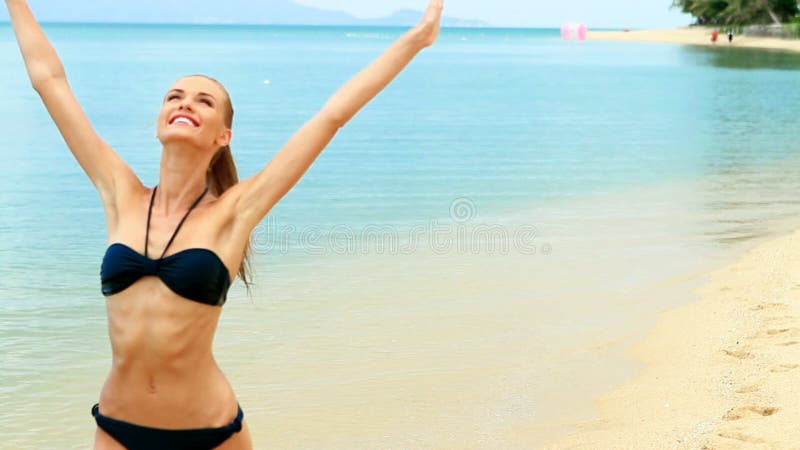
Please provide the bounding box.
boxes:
[215,129,232,148]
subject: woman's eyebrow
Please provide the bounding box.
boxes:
[165,89,216,102]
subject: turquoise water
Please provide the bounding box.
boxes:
[3,26,799,280]
[2,24,800,448]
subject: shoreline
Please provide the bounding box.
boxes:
[238,169,800,448]
[544,227,800,448]
[589,27,800,53]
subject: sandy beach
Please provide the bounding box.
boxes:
[545,229,800,448]
[540,30,800,447]
[589,27,800,53]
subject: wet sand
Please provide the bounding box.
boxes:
[545,229,800,448]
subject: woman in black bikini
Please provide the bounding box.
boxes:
[4,0,443,448]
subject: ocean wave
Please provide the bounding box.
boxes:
[345,32,390,40]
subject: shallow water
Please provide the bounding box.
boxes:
[1,24,800,448]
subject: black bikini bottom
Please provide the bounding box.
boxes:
[91,403,244,450]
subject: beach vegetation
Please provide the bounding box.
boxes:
[672,0,799,26]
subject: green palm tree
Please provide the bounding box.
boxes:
[672,0,798,25]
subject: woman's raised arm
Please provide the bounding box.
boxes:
[227,0,444,230]
[6,0,140,206]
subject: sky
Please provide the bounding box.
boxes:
[1,1,694,29]
[296,0,694,28]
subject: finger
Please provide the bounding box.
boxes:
[424,0,444,19]
[426,0,443,13]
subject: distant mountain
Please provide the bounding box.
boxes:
[358,9,489,27]
[2,1,489,27]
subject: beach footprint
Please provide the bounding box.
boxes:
[717,429,766,444]
[748,327,800,340]
[765,327,800,336]
[734,384,760,394]
[722,349,754,360]
[749,302,789,311]
[770,363,798,373]
[722,406,778,421]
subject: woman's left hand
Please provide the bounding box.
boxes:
[412,0,444,48]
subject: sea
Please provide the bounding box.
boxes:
[2,24,800,448]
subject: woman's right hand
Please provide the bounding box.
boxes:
[411,0,444,49]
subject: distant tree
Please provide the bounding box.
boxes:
[769,0,800,21]
[672,0,729,24]
[672,0,799,25]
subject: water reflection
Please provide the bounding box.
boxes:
[681,45,800,70]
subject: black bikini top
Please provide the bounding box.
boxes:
[100,186,232,306]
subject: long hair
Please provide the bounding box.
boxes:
[195,75,252,289]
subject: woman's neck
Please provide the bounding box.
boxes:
[156,143,211,215]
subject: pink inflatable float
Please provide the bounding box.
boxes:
[560,23,588,41]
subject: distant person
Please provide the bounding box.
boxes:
[728,30,734,43]
[711,29,719,43]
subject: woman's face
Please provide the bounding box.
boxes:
[156,76,231,153]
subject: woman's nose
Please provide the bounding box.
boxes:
[178,98,193,110]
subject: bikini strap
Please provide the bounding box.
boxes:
[144,186,158,259]
[144,185,210,260]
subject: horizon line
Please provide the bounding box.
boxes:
[0,21,644,30]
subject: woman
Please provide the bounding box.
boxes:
[5,0,444,448]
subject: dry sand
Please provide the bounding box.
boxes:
[589,27,800,53]
[544,229,800,448]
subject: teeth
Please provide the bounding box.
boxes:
[173,117,195,126]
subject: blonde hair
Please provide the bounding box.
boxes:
[189,74,253,289]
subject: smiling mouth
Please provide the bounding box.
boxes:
[169,115,199,127]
